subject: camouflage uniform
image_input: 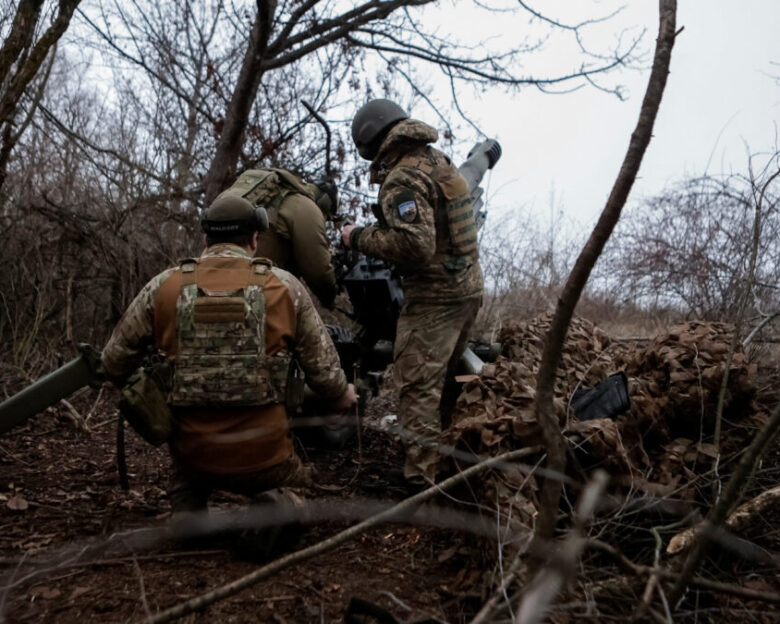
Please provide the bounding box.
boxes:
[255,183,338,309]
[348,120,483,481]
[102,244,347,511]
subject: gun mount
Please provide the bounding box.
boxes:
[0,140,502,447]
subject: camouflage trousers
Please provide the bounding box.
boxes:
[393,297,481,481]
[168,452,310,513]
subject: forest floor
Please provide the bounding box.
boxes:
[0,387,481,624]
[2,318,780,623]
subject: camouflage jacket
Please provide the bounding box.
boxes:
[255,192,338,308]
[349,119,483,303]
[101,244,347,400]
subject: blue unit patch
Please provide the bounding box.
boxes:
[397,199,418,223]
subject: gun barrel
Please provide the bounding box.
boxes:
[460,346,485,375]
[458,139,502,193]
[0,345,101,435]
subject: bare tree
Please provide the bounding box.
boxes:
[0,0,83,190]
[72,0,644,204]
[532,0,678,543]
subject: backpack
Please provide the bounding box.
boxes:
[222,168,316,227]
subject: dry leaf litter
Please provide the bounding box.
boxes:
[445,315,763,530]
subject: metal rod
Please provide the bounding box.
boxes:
[301,99,332,178]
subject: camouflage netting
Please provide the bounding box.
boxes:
[444,314,763,529]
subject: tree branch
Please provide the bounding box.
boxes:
[145,446,541,623]
[668,398,780,607]
[532,0,678,542]
[203,0,278,203]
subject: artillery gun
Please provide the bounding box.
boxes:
[0,139,503,446]
[298,139,503,446]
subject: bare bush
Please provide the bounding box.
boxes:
[601,153,780,322]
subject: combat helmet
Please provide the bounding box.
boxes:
[201,194,269,235]
[351,99,409,161]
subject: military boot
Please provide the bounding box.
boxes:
[231,488,307,562]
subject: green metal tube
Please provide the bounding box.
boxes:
[0,345,101,435]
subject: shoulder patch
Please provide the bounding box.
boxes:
[393,190,419,224]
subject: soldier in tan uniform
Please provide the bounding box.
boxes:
[342,100,483,484]
[101,194,357,513]
[223,168,339,308]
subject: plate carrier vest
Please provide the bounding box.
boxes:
[395,152,478,259]
[168,257,291,407]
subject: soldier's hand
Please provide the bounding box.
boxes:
[333,383,358,412]
[341,224,356,247]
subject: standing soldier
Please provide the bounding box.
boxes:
[223,167,339,308]
[101,193,357,517]
[342,100,483,485]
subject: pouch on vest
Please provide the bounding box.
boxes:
[119,361,174,446]
[436,166,478,257]
[285,359,305,414]
[169,258,292,408]
[396,154,478,258]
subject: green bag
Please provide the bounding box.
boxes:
[119,362,174,446]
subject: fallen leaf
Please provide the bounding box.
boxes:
[438,546,458,562]
[69,586,90,600]
[7,495,28,511]
[31,586,61,600]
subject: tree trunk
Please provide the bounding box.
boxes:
[0,0,43,88]
[203,0,277,204]
[532,0,679,542]
[0,0,82,193]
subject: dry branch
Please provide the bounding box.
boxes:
[144,446,541,623]
[591,539,780,605]
[514,471,608,624]
[667,484,780,555]
[712,167,780,489]
[532,0,679,541]
[203,0,278,202]
[668,399,780,606]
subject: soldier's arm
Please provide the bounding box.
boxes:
[283,194,338,308]
[349,166,437,267]
[100,269,175,384]
[276,270,348,399]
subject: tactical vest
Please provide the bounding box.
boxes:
[395,150,478,259]
[168,257,292,408]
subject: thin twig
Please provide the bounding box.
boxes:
[711,167,780,499]
[144,446,542,623]
[131,552,152,622]
[514,471,609,624]
[532,0,678,542]
[668,399,780,606]
[590,539,780,605]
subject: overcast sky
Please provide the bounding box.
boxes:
[422,2,780,228]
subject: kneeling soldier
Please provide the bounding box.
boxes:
[101,193,357,516]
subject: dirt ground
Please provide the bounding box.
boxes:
[0,388,480,624]
[2,324,779,623]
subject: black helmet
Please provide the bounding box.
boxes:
[351,99,408,161]
[313,176,339,218]
[201,194,269,235]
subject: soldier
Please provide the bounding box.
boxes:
[101,193,357,516]
[245,168,339,309]
[342,99,483,485]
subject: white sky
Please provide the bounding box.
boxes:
[419,1,780,228]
